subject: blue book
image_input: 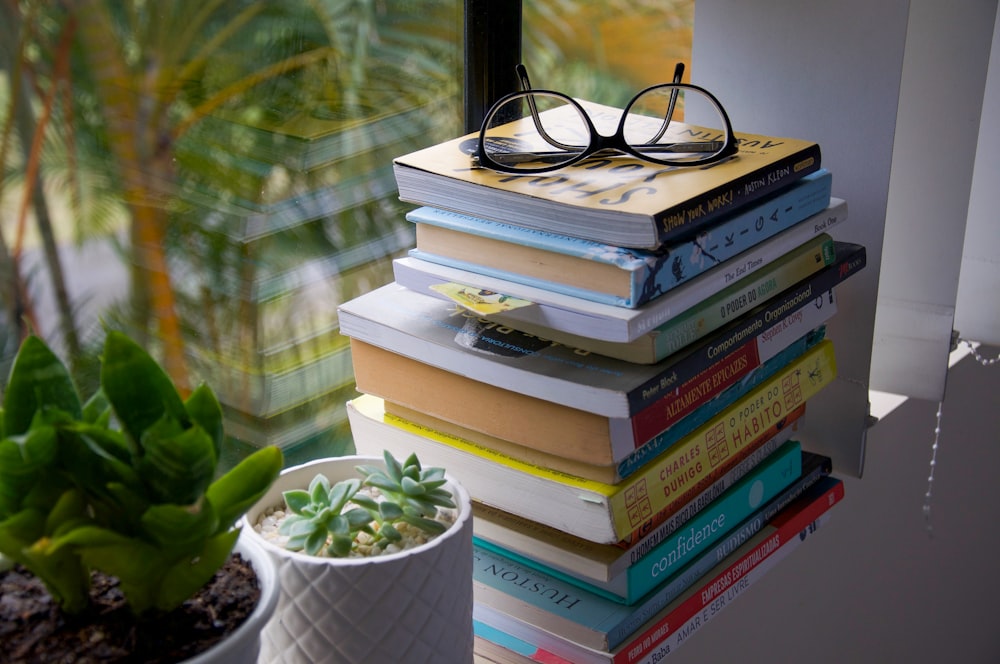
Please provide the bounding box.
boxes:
[475,440,803,604]
[472,460,837,654]
[408,169,832,308]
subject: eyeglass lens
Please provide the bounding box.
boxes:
[482,92,592,171]
[624,86,728,163]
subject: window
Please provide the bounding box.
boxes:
[0,1,464,466]
[0,1,696,467]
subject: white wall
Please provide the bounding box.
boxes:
[871,1,997,399]
[682,3,1000,660]
[692,0,998,471]
[669,346,1000,663]
[955,6,1000,345]
[692,0,914,477]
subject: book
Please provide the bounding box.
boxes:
[348,394,805,546]
[394,219,840,344]
[348,324,836,471]
[403,238,863,365]
[383,326,822,484]
[472,476,845,660]
[616,401,804,549]
[471,441,829,587]
[474,629,573,664]
[476,439,804,604]
[471,413,803,549]
[337,271,838,425]
[393,99,822,249]
[407,169,833,308]
[475,445,831,605]
[347,339,835,543]
[385,369,808,484]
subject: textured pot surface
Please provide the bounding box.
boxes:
[245,456,475,664]
[185,533,279,664]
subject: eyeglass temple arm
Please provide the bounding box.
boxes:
[515,64,580,151]
[650,62,686,143]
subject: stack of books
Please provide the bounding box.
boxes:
[337,99,866,663]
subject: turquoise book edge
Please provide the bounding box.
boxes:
[473,460,835,651]
[476,439,802,605]
[408,169,832,308]
[474,620,566,663]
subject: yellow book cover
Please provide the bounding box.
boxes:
[347,339,836,544]
[393,100,821,249]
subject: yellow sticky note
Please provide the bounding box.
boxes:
[429,282,533,315]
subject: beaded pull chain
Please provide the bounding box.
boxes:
[962,339,1000,367]
[924,339,1000,537]
[923,401,942,538]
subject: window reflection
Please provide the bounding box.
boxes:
[0,1,462,466]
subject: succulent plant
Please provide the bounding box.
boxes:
[0,332,283,615]
[279,450,456,557]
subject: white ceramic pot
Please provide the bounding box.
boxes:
[185,532,280,664]
[244,456,474,664]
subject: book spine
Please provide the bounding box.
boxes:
[619,480,844,664]
[471,418,799,588]
[615,287,834,447]
[618,403,804,548]
[633,233,835,348]
[393,210,843,346]
[626,325,824,458]
[653,143,822,244]
[624,240,865,410]
[347,343,834,543]
[637,170,831,304]
[618,441,802,602]
[473,623,576,664]
[480,441,804,605]
[647,238,854,358]
[612,339,836,509]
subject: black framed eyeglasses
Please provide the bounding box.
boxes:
[473,63,739,174]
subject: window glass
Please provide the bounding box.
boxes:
[1,0,692,467]
[523,0,694,104]
[1,1,462,466]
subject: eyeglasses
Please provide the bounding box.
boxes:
[473,63,738,174]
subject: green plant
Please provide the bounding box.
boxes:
[279,450,456,557]
[0,331,283,615]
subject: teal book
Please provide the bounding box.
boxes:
[475,440,803,604]
[472,462,839,654]
[408,169,832,308]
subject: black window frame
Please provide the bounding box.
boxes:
[463,0,523,132]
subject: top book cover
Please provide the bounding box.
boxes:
[393,99,822,250]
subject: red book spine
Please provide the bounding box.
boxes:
[630,340,761,444]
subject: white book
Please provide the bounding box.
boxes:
[393,199,846,344]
